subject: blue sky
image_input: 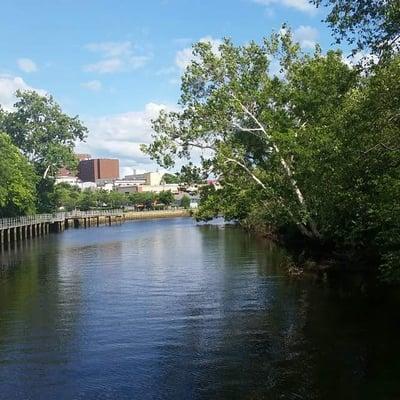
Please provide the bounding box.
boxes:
[0,0,341,175]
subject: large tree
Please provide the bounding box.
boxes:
[143,32,356,240]
[0,90,88,213]
[143,31,400,280]
[0,90,87,179]
[0,133,36,217]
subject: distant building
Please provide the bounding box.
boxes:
[116,183,179,195]
[137,184,179,194]
[78,158,119,182]
[116,185,139,195]
[124,172,163,186]
[54,176,79,185]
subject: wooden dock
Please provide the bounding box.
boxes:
[0,209,123,249]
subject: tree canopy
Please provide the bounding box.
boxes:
[0,90,88,213]
[311,0,400,60]
[143,30,400,281]
[0,133,37,217]
[0,90,87,179]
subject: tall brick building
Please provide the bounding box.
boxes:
[78,158,119,182]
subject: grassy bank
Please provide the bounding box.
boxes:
[124,209,190,220]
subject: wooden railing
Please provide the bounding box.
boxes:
[0,209,123,229]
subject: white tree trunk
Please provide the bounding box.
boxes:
[232,95,322,239]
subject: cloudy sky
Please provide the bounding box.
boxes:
[0,0,338,177]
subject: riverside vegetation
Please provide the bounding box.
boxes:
[142,0,400,282]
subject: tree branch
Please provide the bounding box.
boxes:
[225,157,267,190]
[231,93,322,239]
[43,165,51,179]
[363,142,400,154]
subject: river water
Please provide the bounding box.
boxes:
[0,217,399,399]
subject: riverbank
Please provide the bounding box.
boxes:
[237,219,383,280]
[124,209,190,220]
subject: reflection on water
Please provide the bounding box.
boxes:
[0,218,399,399]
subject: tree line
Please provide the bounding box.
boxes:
[143,0,400,281]
[0,91,191,217]
[53,183,190,211]
[0,91,88,216]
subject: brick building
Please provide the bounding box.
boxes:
[78,158,119,182]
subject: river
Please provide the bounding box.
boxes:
[0,217,399,399]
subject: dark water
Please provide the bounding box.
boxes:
[0,218,399,400]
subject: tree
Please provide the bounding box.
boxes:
[180,195,191,210]
[0,90,87,179]
[128,192,157,210]
[143,31,400,281]
[162,173,180,184]
[325,55,400,280]
[157,190,174,206]
[51,182,80,211]
[77,189,96,211]
[108,191,128,208]
[143,32,356,240]
[0,133,36,217]
[179,163,204,185]
[311,0,400,60]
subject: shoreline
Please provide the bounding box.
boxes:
[123,209,190,220]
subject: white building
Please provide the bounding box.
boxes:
[139,184,179,194]
[55,176,79,185]
[124,172,164,186]
[116,183,179,195]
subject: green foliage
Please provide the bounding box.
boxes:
[311,0,400,60]
[76,189,97,211]
[128,192,157,209]
[143,30,400,281]
[51,182,80,211]
[0,133,36,217]
[162,173,180,184]
[143,31,355,239]
[0,90,88,213]
[179,163,204,185]
[47,185,179,212]
[0,91,88,179]
[35,178,58,213]
[157,190,174,206]
[180,194,191,209]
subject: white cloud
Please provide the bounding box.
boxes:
[81,80,102,91]
[168,78,180,85]
[76,103,173,173]
[17,58,38,73]
[173,38,192,46]
[294,25,319,49]
[0,74,46,111]
[86,41,132,58]
[341,51,379,69]
[84,41,150,74]
[176,47,194,71]
[84,58,123,74]
[252,0,316,14]
[176,36,222,71]
[155,66,177,76]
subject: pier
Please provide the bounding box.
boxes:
[0,209,123,249]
